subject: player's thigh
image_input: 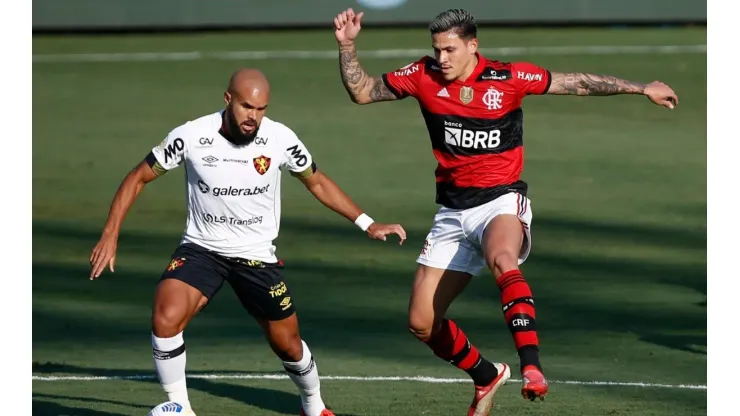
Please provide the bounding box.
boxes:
[152,244,228,336]
[408,264,472,340]
[227,260,301,360]
[416,207,486,276]
[469,193,533,277]
[226,260,295,320]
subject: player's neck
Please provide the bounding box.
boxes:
[456,54,479,83]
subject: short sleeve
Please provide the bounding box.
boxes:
[381,57,426,99]
[150,128,188,171]
[280,127,314,175]
[511,62,552,96]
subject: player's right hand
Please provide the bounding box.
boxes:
[367,223,407,245]
[89,232,118,280]
[644,81,679,109]
[333,8,364,44]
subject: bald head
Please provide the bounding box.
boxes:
[227,68,270,99]
[223,68,270,145]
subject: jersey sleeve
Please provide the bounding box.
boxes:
[381,57,426,99]
[148,127,188,172]
[280,127,316,178]
[511,62,552,96]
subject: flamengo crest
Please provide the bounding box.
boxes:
[482,87,503,110]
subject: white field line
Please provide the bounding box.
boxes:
[32,44,707,63]
[31,373,707,390]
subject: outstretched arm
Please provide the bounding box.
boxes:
[547,72,678,109]
[338,41,398,104]
[101,156,163,236]
[297,169,406,244]
[90,158,162,278]
[547,72,678,108]
[547,72,646,96]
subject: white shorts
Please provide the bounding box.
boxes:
[416,192,533,276]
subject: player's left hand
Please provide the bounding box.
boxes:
[367,223,407,245]
[644,81,679,109]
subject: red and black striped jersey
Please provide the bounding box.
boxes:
[382,53,551,209]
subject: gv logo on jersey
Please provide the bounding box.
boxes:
[253,155,271,175]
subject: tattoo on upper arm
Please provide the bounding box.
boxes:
[338,43,396,103]
[369,77,397,102]
[548,72,646,96]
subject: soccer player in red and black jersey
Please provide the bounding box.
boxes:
[333,7,679,415]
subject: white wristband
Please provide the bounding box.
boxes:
[354,213,374,231]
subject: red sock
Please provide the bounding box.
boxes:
[424,319,498,386]
[497,270,542,371]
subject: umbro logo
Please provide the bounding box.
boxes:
[437,88,450,98]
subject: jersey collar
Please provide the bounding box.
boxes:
[456,51,486,84]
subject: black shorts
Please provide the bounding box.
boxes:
[159,243,295,321]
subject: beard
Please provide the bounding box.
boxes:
[224,107,259,146]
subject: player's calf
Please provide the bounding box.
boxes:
[493,266,542,372]
[482,218,544,373]
[408,266,500,387]
[412,317,500,387]
[150,279,206,413]
[258,315,329,416]
[495,268,548,400]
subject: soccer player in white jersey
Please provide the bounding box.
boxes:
[88,69,406,416]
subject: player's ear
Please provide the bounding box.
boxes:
[466,37,478,54]
[224,91,231,107]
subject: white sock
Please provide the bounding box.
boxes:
[152,332,192,411]
[283,340,325,416]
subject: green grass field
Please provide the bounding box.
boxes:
[32,27,707,415]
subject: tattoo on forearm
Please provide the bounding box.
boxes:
[338,43,367,99]
[338,42,396,103]
[549,72,646,96]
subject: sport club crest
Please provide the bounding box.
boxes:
[167,257,185,272]
[253,155,271,175]
[482,87,504,110]
[459,86,474,104]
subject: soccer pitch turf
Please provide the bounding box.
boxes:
[33,27,706,415]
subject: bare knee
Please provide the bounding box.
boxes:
[408,311,438,343]
[151,279,205,338]
[486,251,520,278]
[262,315,303,362]
[151,303,189,338]
[276,334,303,362]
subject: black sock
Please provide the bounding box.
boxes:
[466,356,499,386]
[518,345,542,372]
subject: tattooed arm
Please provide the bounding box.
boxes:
[338,41,398,104]
[547,72,645,96]
[547,72,679,108]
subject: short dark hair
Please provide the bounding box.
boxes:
[429,9,477,40]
